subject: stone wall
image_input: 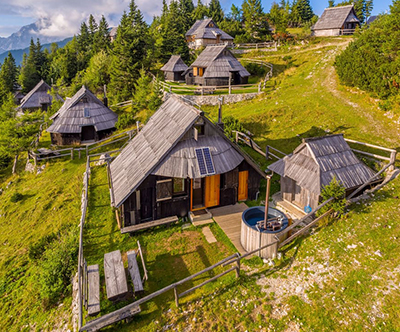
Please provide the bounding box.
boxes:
[171,92,262,106]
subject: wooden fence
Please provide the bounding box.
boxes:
[234,41,277,50]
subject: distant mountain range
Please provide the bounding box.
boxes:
[0,19,72,65]
[0,37,73,65]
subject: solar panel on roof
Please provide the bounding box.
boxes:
[195,147,215,176]
[195,148,208,176]
[203,147,215,174]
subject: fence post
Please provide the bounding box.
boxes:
[258,82,261,93]
[389,151,397,171]
[266,146,269,160]
[86,145,88,157]
[71,148,74,160]
[174,287,179,307]
[78,149,81,159]
[33,154,37,166]
[235,259,240,278]
[235,131,239,143]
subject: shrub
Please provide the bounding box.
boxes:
[223,116,246,141]
[28,232,58,261]
[10,192,23,203]
[317,177,346,218]
[244,62,266,77]
[38,228,78,307]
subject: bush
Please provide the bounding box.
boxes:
[115,112,137,130]
[317,177,346,219]
[38,228,78,307]
[28,232,58,261]
[10,192,23,203]
[0,149,11,170]
[244,62,266,77]
[223,116,246,141]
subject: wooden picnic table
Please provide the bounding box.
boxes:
[104,250,128,301]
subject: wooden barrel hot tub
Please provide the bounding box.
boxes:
[240,206,289,259]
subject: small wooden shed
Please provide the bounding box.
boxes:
[186,18,234,50]
[312,5,360,36]
[184,45,250,86]
[19,80,63,112]
[160,55,188,82]
[268,134,377,211]
[47,85,118,145]
[109,94,264,229]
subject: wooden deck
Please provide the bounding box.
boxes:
[271,192,307,221]
[120,216,179,234]
[210,203,248,255]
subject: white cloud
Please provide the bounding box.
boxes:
[1,0,166,38]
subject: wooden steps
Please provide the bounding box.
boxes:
[127,250,144,294]
[87,264,100,316]
[121,216,178,234]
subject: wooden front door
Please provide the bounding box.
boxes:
[205,174,220,208]
[82,125,96,141]
[293,182,303,207]
[238,171,248,201]
[140,188,153,221]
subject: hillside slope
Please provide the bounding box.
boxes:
[0,37,399,331]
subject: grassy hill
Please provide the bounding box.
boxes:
[0,36,399,331]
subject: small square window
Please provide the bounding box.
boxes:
[84,108,90,118]
[156,179,172,202]
[194,124,204,136]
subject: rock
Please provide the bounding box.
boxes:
[374,250,383,257]
[295,286,303,294]
[0,189,3,195]
[95,153,111,166]
[25,161,35,173]
[6,181,12,189]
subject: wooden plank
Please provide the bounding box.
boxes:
[104,250,128,301]
[120,216,178,234]
[83,306,141,332]
[87,264,100,316]
[127,251,144,293]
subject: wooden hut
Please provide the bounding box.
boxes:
[186,18,234,50]
[160,55,188,82]
[19,80,63,112]
[268,134,377,212]
[47,85,118,145]
[312,5,360,36]
[109,94,264,229]
[184,45,250,86]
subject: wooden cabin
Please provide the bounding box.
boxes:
[312,5,360,36]
[47,85,118,145]
[109,95,264,229]
[184,45,250,86]
[160,55,188,82]
[185,18,234,50]
[268,134,377,212]
[19,80,63,112]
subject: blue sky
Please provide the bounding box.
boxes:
[0,0,394,38]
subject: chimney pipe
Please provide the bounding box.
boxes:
[217,96,224,130]
[103,84,108,107]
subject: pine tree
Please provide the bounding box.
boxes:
[109,0,149,103]
[0,52,18,101]
[19,39,41,92]
[209,0,224,23]
[88,14,98,38]
[93,16,111,53]
[179,0,195,30]
[242,0,270,41]
[291,0,314,26]
[328,0,335,7]
[161,0,190,62]
[192,0,208,21]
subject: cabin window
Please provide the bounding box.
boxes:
[173,178,186,195]
[194,124,205,136]
[198,67,204,77]
[156,179,172,201]
[209,23,214,27]
[84,108,90,118]
[81,97,88,103]
[193,67,198,76]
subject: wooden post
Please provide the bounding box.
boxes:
[86,145,88,157]
[78,149,81,159]
[201,87,204,96]
[174,287,179,307]
[389,151,397,171]
[235,131,239,143]
[258,82,261,93]
[235,259,240,278]
[266,146,269,160]
[34,154,37,167]
[136,121,140,133]
[264,175,271,229]
[71,148,74,160]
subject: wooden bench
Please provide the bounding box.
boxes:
[87,264,100,316]
[104,250,128,301]
[127,250,144,294]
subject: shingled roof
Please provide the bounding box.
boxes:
[110,94,264,207]
[268,134,377,195]
[186,45,250,78]
[186,18,233,41]
[47,85,117,134]
[313,5,360,30]
[160,55,189,72]
[19,80,63,110]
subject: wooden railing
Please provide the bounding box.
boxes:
[234,41,277,50]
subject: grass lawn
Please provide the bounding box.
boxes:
[82,166,237,330]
